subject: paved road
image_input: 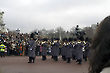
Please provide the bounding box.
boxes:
[0,56,89,73]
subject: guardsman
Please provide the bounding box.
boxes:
[51,42,54,59]
[28,33,36,63]
[72,41,76,60]
[41,41,48,61]
[74,40,83,64]
[51,40,60,61]
[0,43,6,57]
[65,42,73,63]
[83,41,90,61]
[61,42,67,61]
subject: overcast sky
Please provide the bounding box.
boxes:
[0,0,110,33]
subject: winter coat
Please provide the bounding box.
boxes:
[61,45,66,56]
[51,42,59,56]
[83,42,90,58]
[41,43,48,56]
[65,43,73,58]
[72,44,76,57]
[74,43,83,60]
[28,40,36,57]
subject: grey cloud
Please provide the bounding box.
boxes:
[0,0,110,33]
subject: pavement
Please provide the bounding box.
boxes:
[0,56,89,73]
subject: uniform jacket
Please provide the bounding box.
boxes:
[83,42,90,57]
[41,43,48,56]
[51,42,59,56]
[61,45,66,56]
[28,40,36,57]
[74,43,83,59]
[65,43,73,58]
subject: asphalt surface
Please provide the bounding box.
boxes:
[0,56,89,73]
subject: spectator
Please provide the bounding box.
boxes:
[89,16,110,73]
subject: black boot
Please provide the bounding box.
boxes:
[67,58,71,63]
[77,59,82,64]
[28,57,32,63]
[84,57,87,61]
[54,56,58,61]
[32,57,35,63]
[42,56,46,61]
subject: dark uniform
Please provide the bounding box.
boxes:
[41,42,48,61]
[74,42,83,64]
[72,43,76,60]
[61,44,67,61]
[65,43,73,63]
[28,39,36,63]
[51,42,60,61]
[83,42,90,61]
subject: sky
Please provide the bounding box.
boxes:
[0,0,110,33]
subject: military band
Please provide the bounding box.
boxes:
[34,38,90,64]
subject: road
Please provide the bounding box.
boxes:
[0,56,89,73]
